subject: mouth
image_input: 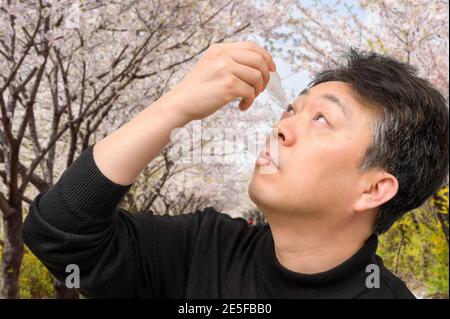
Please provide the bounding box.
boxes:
[256,149,279,169]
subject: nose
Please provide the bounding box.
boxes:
[274,120,295,147]
[278,129,286,143]
[263,122,295,153]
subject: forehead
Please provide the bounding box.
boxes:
[295,81,362,107]
[294,81,380,135]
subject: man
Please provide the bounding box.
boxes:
[23,42,448,298]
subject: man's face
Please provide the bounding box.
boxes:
[248,81,379,221]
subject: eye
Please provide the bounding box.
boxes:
[280,104,295,120]
[313,112,328,125]
[285,104,295,113]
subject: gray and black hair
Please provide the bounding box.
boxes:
[309,49,449,234]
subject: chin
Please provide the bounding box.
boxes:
[248,176,280,211]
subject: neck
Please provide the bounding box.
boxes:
[265,211,373,274]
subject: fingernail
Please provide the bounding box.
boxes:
[272,61,277,71]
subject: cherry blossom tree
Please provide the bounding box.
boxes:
[270,0,448,96]
[0,0,292,298]
[2,0,445,299]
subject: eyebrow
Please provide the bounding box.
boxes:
[298,88,349,119]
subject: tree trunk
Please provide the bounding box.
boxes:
[0,204,24,299]
[394,225,405,274]
[53,278,79,299]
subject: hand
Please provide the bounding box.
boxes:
[164,41,276,121]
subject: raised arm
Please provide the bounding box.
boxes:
[22,42,275,298]
[93,41,276,185]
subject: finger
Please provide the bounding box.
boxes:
[228,49,270,91]
[239,97,254,111]
[239,98,252,111]
[229,60,264,97]
[234,41,276,71]
[229,75,256,111]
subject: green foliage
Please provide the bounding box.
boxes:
[0,217,54,298]
[19,248,54,299]
[378,185,449,298]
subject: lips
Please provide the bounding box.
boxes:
[257,149,279,169]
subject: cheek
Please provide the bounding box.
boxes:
[287,138,363,186]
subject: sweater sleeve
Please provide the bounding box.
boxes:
[22,144,204,298]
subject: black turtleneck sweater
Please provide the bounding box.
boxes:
[22,144,415,299]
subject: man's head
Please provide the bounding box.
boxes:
[248,49,449,235]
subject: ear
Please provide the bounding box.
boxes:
[353,171,399,213]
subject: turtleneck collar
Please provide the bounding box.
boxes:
[255,225,379,298]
